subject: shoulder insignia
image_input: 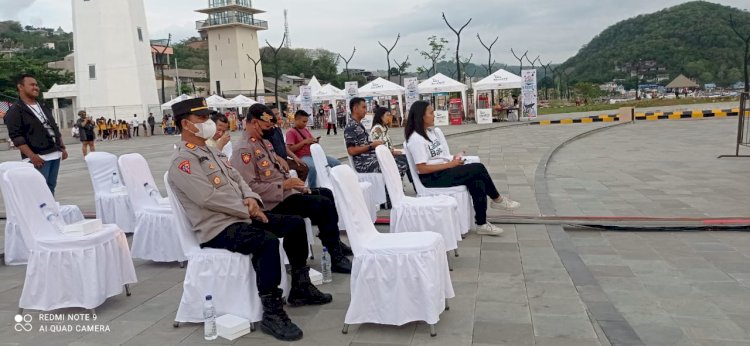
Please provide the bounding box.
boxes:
[178,160,191,174]
[213,176,221,185]
[242,152,252,164]
[185,143,196,150]
[266,142,273,149]
[261,160,270,167]
[255,149,262,155]
[250,137,257,142]
[208,163,215,170]
[265,170,272,177]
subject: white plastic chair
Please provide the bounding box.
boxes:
[0,161,84,265]
[2,167,136,312]
[118,153,187,263]
[404,140,474,235]
[164,172,289,327]
[330,165,454,336]
[311,144,377,223]
[85,152,136,233]
[375,146,461,256]
[347,153,388,206]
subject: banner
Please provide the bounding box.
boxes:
[257,96,266,105]
[404,77,419,117]
[299,86,313,118]
[434,110,449,126]
[521,70,538,119]
[344,82,359,126]
[476,108,493,124]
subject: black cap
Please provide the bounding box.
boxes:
[171,97,212,117]
[246,103,276,123]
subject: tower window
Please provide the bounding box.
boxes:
[88,65,96,79]
[137,27,143,42]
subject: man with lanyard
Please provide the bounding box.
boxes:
[5,73,68,195]
[168,97,332,341]
[232,104,353,274]
[344,97,385,174]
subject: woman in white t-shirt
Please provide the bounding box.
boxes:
[404,100,520,236]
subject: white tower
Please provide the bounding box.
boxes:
[72,0,159,119]
[196,0,267,97]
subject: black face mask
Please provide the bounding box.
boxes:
[261,128,274,139]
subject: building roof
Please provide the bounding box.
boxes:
[43,84,78,99]
[665,74,699,89]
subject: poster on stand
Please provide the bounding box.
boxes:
[299,86,313,119]
[404,77,419,118]
[521,70,538,119]
[434,110,450,126]
[476,108,493,124]
[345,82,359,126]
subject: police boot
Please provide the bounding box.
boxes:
[288,267,333,307]
[259,289,303,341]
[339,240,354,256]
[329,244,353,273]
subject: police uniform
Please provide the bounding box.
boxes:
[166,98,309,294]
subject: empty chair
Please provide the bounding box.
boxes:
[0,161,84,265]
[347,153,387,206]
[2,167,136,311]
[404,144,474,235]
[375,146,461,255]
[164,172,289,326]
[330,165,454,336]
[85,152,136,233]
[118,153,186,263]
[311,144,377,223]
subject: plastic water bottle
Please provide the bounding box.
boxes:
[203,295,217,340]
[40,203,65,232]
[111,172,120,186]
[143,182,160,200]
[321,247,333,283]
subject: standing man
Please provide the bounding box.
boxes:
[168,97,332,341]
[75,110,96,156]
[326,103,337,135]
[148,113,156,136]
[5,74,68,194]
[344,97,384,174]
[131,114,140,137]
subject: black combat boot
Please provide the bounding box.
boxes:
[259,289,303,341]
[287,267,333,307]
[339,240,354,256]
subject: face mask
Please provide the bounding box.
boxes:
[261,127,274,138]
[190,119,217,139]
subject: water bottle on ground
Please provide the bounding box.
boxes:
[111,172,120,186]
[143,182,160,200]
[40,203,65,232]
[203,295,217,340]
[321,247,333,283]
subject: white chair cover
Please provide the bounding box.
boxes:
[376,146,461,251]
[311,144,377,223]
[85,152,136,233]
[0,162,84,265]
[404,144,474,234]
[330,165,454,326]
[347,153,387,206]
[164,173,289,323]
[2,167,137,310]
[118,154,186,262]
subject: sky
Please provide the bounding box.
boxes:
[2,0,750,72]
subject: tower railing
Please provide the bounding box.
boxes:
[196,17,268,30]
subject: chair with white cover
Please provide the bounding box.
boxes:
[312,144,377,223]
[85,152,136,233]
[329,165,454,336]
[164,172,289,328]
[375,146,461,258]
[1,167,136,312]
[118,153,186,264]
[347,153,387,206]
[404,142,474,235]
[0,161,84,265]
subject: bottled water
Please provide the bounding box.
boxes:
[39,203,65,232]
[111,172,120,186]
[321,247,333,283]
[143,182,160,200]
[203,295,217,340]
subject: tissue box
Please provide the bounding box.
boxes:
[110,186,127,194]
[216,314,250,340]
[309,268,323,286]
[463,156,481,164]
[62,219,102,236]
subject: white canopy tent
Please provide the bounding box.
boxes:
[228,94,257,108]
[359,77,406,115]
[472,69,523,123]
[313,84,346,102]
[160,94,191,110]
[308,76,322,95]
[417,73,468,117]
[205,95,231,108]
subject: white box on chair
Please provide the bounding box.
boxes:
[62,219,102,236]
[216,314,250,339]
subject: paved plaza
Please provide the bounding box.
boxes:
[1,106,750,345]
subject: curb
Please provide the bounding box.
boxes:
[535,107,746,126]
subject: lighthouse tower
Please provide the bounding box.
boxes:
[71,0,159,118]
[196,0,267,97]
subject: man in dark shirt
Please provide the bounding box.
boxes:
[344,97,384,173]
[267,108,308,182]
[147,113,156,136]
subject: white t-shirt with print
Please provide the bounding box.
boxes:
[406,127,452,166]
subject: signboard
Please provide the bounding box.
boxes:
[521,70,538,119]
[299,86,313,117]
[434,110,449,126]
[361,114,374,131]
[404,77,419,118]
[345,82,359,105]
[257,96,266,105]
[476,108,493,124]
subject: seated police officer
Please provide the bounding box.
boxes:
[231,104,353,273]
[167,98,331,342]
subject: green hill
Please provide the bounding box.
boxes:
[561,1,750,87]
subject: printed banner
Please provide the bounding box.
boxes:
[521,70,538,119]
[476,108,493,124]
[257,96,266,105]
[299,86,313,118]
[404,77,419,117]
[434,110,450,126]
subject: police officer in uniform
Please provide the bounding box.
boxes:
[231,104,353,273]
[167,98,331,342]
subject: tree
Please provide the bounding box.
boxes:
[0,56,74,99]
[730,14,750,92]
[541,61,553,100]
[246,53,263,99]
[393,56,411,85]
[526,55,540,70]
[378,34,400,80]
[417,36,449,76]
[265,33,286,113]
[338,46,356,80]
[510,48,528,76]
[442,13,472,82]
[477,34,499,75]
[460,54,474,82]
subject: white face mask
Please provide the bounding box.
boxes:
[190,119,217,139]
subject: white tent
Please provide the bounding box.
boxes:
[228,94,257,108]
[313,84,346,102]
[358,77,405,97]
[308,76,322,95]
[417,73,468,117]
[472,69,523,123]
[160,94,190,110]
[205,94,230,108]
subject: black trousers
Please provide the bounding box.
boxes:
[200,213,308,294]
[133,126,139,136]
[327,123,337,135]
[271,188,341,248]
[419,163,500,225]
[149,124,155,136]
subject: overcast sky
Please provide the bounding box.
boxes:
[2,0,749,71]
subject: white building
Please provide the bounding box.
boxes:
[71,0,159,119]
[196,0,267,97]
